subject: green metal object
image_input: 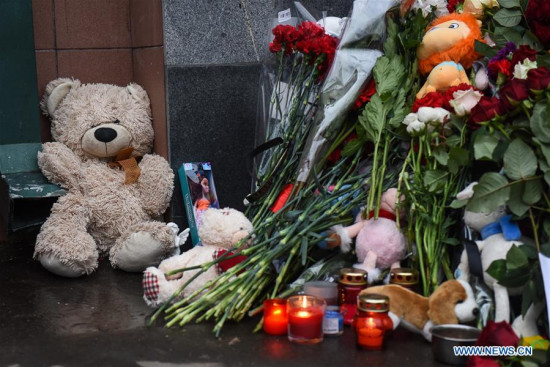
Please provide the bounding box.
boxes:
[0,0,41,145]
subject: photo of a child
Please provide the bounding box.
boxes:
[184,163,219,231]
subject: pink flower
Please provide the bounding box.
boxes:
[449,88,483,116]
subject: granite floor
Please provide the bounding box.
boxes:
[0,230,447,367]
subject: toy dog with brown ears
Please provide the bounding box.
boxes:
[361,280,479,341]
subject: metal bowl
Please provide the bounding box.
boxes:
[431,324,481,365]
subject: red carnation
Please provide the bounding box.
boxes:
[327,132,358,165]
[510,45,537,68]
[488,59,512,78]
[499,78,529,111]
[270,24,300,55]
[469,96,505,124]
[412,91,449,112]
[354,79,377,109]
[527,66,550,92]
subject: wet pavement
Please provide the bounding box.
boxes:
[0,230,446,367]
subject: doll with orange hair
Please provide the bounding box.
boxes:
[416,13,484,99]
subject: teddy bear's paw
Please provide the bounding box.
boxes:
[143,267,179,307]
[143,268,163,307]
[111,231,169,272]
[39,254,87,278]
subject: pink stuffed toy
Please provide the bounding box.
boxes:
[332,188,407,283]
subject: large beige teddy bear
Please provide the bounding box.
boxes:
[35,78,184,277]
[143,208,253,307]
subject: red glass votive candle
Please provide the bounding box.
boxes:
[355,294,393,350]
[287,295,326,344]
[338,268,368,325]
[263,298,288,336]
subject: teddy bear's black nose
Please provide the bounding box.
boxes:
[94,127,118,143]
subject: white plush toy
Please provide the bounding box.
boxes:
[143,208,253,307]
[456,182,541,337]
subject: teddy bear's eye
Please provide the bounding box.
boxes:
[114,119,121,124]
[448,23,459,29]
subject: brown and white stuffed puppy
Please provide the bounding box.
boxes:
[361,280,478,341]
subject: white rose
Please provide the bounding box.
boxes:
[403,113,426,135]
[449,88,483,116]
[513,58,538,80]
[417,107,450,125]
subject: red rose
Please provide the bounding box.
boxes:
[469,96,505,124]
[354,79,377,109]
[499,78,529,110]
[532,21,550,49]
[475,321,519,347]
[412,91,449,112]
[527,66,550,92]
[510,45,537,68]
[526,0,550,48]
[488,59,512,78]
[466,321,519,367]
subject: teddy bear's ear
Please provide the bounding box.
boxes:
[41,78,80,117]
[427,280,465,325]
[126,83,150,106]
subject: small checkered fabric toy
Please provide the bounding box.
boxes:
[142,208,253,307]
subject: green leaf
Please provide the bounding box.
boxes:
[508,182,529,216]
[467,172,511,213]
[442,237,460,246]
[545,171,550,187]
[433,146,449,166]
[474,40,497,58]
[360,94,387,143]
[341,139,363,157]
[498,0,520,8]
[487,259,507,280]
[474,134,499,161]
[519,245,538,259]
[446,135,461,148]
[532,138,550,167]
[523,179,542,205]
[503,139,537,180]
[530,102,550,144]
[494,24,523,44]
[423,170,448,193]
[301,236,308,266]
[499,269,530,287]
[521,279,536,316]
[523,30,543,51]
[506,244,528,271]
[448,147,470,174]
[450,198,467,209]
[541,242,550,258]
[537,53,550,68]
[493,8,522,27]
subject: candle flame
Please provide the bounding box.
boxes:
[297,310,311,318]
[367,317,376,328]
[302,296,307,308]
[273,309,282,316]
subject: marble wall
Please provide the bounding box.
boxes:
[164,0,354,228]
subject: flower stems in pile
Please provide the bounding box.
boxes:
[159,152,368,336]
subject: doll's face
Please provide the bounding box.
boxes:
[418,21,471,60]
[201,178,210,192]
